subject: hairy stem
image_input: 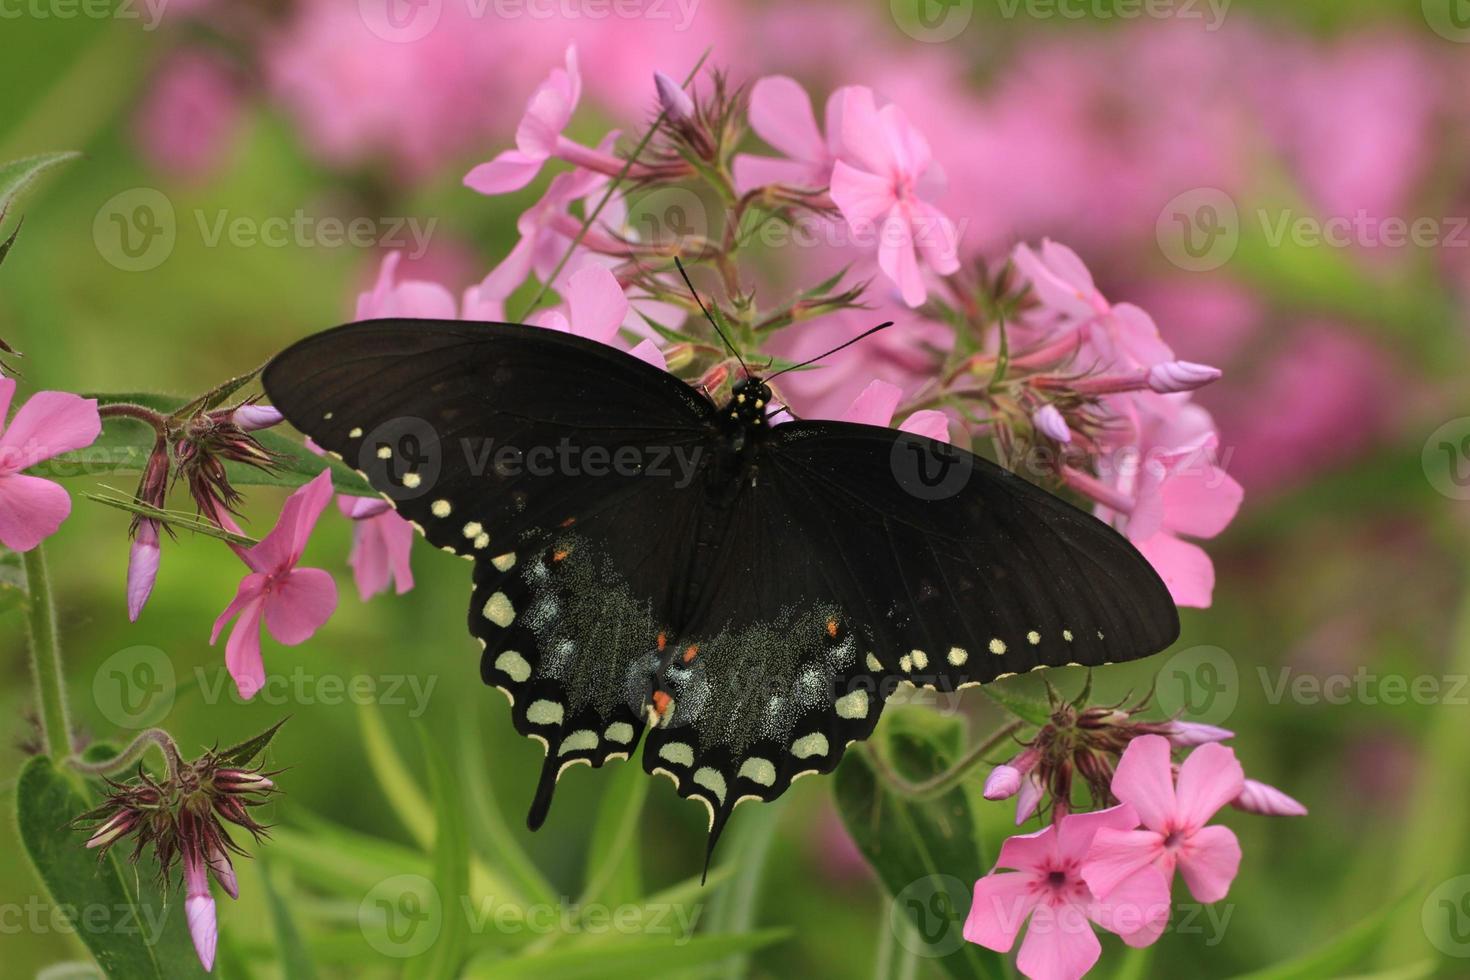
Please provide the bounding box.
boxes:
[866,719,1025,800]
[23,544,71,761]
[67,727,184,781]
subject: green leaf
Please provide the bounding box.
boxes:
[0,218,22,270]
[834,708,1004,980]
[583,752,649,912]
[357,704,434,849]
[404,723,471,980]
[1225,890,1416,980]
[976,680,1052,728]
[461,929,790,979]
[217,717,289,768]
[695,799,782,979]
[34,392,376,496]
[0,150,80,217]
[458,710,558,910]
[16,756,203,979]
[258,856,319,980]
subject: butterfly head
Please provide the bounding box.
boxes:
[722,377,772,431]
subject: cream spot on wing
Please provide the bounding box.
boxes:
[483,592,514,627]
[1063,630,1074,642]
[376,446,393,459]
[910,649,929,670]
[693,767,727,804]
[604,722,634,744]
[792,733,828,759]
[1097,630,1105,640]
[402,473,422,489]
[989,638,1007,655]
[658,742,694,767]
[431,499,452,518]
[526,699,563,726]
[559,730,598,755]
[1027,631,1041,646]
[899,654,913,673]
[948,646,968,666]
[491,552,516,571]
[738,757,776,787]
[995,671,1017,680]
[1030,665,1048,672]
[348,427,363,438]
[473,532,490,549]
[835,689,869,720]
[322,411,334,420]
[463,521,483,538]
[865,652,882,672]
[493,650,531,683]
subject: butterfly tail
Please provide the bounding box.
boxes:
[527,753,562,830]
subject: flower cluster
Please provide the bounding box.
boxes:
[76,740,278,972]
[966,689,1304,980]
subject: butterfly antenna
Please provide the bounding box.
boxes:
[674,256,751,378]
[767,321,893,381]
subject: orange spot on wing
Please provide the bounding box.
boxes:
[826,618,838,638]
[682,644,699,663]
[560,516,576,527]
[656,632,667,652]
[552,548,570,563]
[652,690,672,717]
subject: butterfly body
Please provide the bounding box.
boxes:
[263,319,1179,869]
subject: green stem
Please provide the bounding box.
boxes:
[866,719,1025,800]
[66,727,183,781]
[22,544,71,761]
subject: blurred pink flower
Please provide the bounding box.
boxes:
[965,806,1171,980]
[526,263,665,370]
[734,75,847,192]
[840,379,950,443]
[358,251,507,323]
[134,50,242,180]
[465,46,586,195]
[339,496,414,601]
[0,378,101,552]
[211,471,338,699]
[1083,735,1243,904]
[830,87,960,307]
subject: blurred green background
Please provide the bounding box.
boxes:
[3,0,1470,977]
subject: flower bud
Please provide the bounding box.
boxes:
[231,403,284,432]
[1166,721,1234,747]
[654,71,695,124]
[1232,778,1307,816]
[1015,773,1044,825]
[1147,360,1222,394]
[1032,404,1072,444]
[127,520,161,622]
[183,848,218,972]
[983,764,1021,800]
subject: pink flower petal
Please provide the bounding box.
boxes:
[185,894,217,972]
[0,377,14,423]
[1174,742,1245,831]
[350,510,415,600]
[0,473,72,552]
[732,154,825,194]
[1012,242,1095,321]
[628,339,667,371]
[211,574,266,644]
[1087,864,1172,947]
[1110,735,1177,831]
[1016,899,1102,980]
[248,470,335,573]
[900,410,951,444]
[1134,532,1216,609]
[264,566,338,646]
[835,86,894,179]
[842,379,902,427]
[1081,827,1166,900]
[1158,465,1244,541]
[909,200,961,276]
[223,597,266,699]
[748,75,827,165]
[996,825,1057,872]
[0,390,102,472]
[1055,804,1140,863]
[877,208,926,308]
[464,149,546,195]
[1177,824,1241,904]
[964,871,1041,952]
[565,263,629,345]
[830,160,896,227]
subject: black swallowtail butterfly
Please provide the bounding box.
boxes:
[262,316,1178,870]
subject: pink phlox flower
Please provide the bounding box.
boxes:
[339,495,415,601]
[840,379,951,443]
[1082,734,1244,905]
[0,378,102,552]
[965,805,1171,980]
[464,46,582,195]
[357,251,458,321]
[829,87,960,308]
[210,471,338,699]
[527,263,668,371]
[1012,240,1174,371]
[734,75,849,193]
